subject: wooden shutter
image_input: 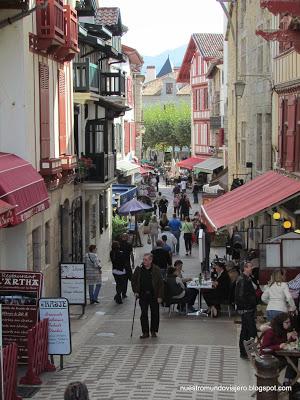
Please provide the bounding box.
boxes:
[285,94,297,171]
[124,121,130,155]
[39,63,50,159]
[130,122,136,153]
[126,76,133,107]
[295,97,300,171]
[58,68,67,155]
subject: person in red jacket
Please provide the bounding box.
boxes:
[260,312,298,385]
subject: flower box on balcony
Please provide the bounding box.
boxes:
[36,0,65,53]
[55,5,79,62]
[260,0,300,17]
[40,158,62,176]
[60,155,77,170]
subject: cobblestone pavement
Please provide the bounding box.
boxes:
[27,183,254,400]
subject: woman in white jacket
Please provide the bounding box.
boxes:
[149,215,159,249]
[262,270,296,321]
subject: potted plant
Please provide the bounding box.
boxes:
[112,215,128,241]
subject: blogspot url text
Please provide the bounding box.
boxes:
[179,385,292,393]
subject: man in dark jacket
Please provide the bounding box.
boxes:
[132,253,164,338]
[235,261,257,359]
[151,240,172,279]
[119,233,134,298]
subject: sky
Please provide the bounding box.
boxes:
[99,0,224,56]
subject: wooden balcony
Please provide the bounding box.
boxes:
[100,71,126,97]
[260,0,300,17]
[55,5,79,62]
[83,152,116,183]
[0,0,28,9]
[35,0,65,52]
[73,61,99,93]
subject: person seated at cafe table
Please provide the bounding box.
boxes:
[174,259,192,285]
[260,312,298,386]
[166,266,198,313]
[202,261,231,317]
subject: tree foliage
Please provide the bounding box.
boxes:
[143,103,191,150]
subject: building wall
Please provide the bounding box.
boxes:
[227,0,272,185]
[0,3,78,296]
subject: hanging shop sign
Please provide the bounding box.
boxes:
[39,298,71,356]
[0,271,43,362]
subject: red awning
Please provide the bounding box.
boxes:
[201,171,300,231]
[0,199,15,228]
[139,166,149,175]
[177,156,208,171]
[0,153,49,226]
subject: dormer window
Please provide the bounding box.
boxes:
[166,83,173,94]
[112,36,121,53]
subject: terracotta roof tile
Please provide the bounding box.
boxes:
[95,7,120,27]
[192,33,223,59]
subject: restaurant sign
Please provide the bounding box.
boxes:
[0,271,43,362]
[39,298,71,355]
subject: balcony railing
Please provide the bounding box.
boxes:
[73,61,99,93]
[36,0,65,51]
[83,152,116,183]
[260,0,300,17]
[55,5,79,62]
[100,71,126,97]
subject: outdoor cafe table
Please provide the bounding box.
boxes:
[186,279,214,316]
[275,349,300,386]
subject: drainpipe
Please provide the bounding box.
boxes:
[0,0,48,31]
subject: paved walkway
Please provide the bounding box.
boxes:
[28,183,254,400]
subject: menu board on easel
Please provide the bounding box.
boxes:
[60,263,86,312]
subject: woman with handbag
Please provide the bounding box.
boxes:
[84,245,102,304]
[181,216,194,256]
[261,270,296,321]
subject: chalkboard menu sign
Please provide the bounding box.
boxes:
[0,271,43,362]
[60,263,86,306]
[39,298,71,355]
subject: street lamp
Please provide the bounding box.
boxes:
[234,80,246,98]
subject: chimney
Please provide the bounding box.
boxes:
[145,66,156,83]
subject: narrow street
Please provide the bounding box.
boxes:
[29,184,254,400]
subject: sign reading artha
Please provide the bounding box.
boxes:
[39,298,71,355]
[60,263,86,305]
[0,271,43,362]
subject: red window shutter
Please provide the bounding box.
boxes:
[193,89,197,111]
[127,76,133,107]
[124,122,130,155]
[131,122,136,152]
[285,95,297,171]
[39,63,50,159]
[58,68,67,155]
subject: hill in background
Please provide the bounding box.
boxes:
[142,44,187,74]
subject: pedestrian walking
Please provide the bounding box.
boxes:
[110,241,127,304]
[119,233,134,298]
[159,227,177,255]
[159,213,169,230]
[192,182,199,204]
[84,245,102,304]
[173,194,180,216]
[235,261,257,359]
[156,174,159,192]
[158,196,168,217]
[168,213,182,255]
[151,239,172,278]
[173,184,180,197]
[149,215,159,249]
[131,253,164,338]
[64,382,89,400]
[180,179,187,193]
[179,194,191,220]
[182,217,194,255]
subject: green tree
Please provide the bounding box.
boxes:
[143,103,191,153]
